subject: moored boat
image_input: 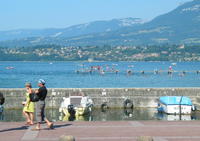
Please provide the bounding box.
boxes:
[157,112,192,121]
[59,95,93,117]
[157,96,193,114]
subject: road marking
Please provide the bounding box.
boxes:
[21,126,39,141]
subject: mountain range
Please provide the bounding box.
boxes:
[1,0,200,47]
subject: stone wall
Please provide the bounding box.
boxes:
[0,88,200,109]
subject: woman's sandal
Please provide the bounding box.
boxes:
[25,122,30,125]
[29,123,34,125]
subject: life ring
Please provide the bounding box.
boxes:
[124,99,133,109]
[101,103,108,112]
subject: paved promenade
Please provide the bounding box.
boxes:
[0,121,200,141]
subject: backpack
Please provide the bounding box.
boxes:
[29,93,40,102]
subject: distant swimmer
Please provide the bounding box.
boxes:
[154,69,159,74]
[127,70,132,75]
[100,70,105,75]
[179,72,185,77]
[178,71,186,77]
[168,66,173,75]
[169,66,172,71]
[115,70,119,74]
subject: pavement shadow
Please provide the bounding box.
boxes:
[53,123,72,129]
[43,123,72,130]
[0,125,28,133]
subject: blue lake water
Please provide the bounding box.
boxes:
[0,61,200,88]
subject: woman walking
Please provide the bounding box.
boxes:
[23,82,34,125]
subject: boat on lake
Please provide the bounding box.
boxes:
[157,96,194,114]
[59,95,93,117]
[157,112,192,121]
[5,66,14,70]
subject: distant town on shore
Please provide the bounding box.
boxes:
[0,44,200,61]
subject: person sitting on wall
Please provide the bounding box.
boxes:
[0,92,5,113]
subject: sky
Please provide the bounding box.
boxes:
[0,0,191,31]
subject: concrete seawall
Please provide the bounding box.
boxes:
[1,88,200,109]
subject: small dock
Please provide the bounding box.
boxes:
[1,121,200,141]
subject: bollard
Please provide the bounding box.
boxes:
[136,136,154,141]
[59,135,75,141]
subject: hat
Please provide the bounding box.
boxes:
[38,79,46,85]
[25,82,32,88]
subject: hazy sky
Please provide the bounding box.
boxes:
[0,0,191,31]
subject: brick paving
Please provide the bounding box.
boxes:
[1,121,200,141]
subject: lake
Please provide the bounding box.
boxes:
[1,108,200,122]
[0,61,200,88]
